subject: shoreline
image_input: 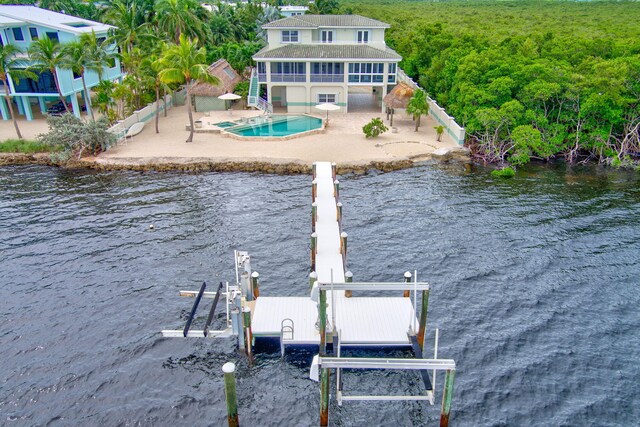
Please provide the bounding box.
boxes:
[0,149,471,174]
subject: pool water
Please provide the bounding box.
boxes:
[214,121,238,128]
[227,115,322,137]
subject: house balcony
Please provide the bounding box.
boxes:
[310,74,344,83]
[270,73,306,83]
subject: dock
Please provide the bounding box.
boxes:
[251,162,418,348]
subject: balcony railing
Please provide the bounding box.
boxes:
[310,74,344,83]
[257,73,267,82]
[270,73,306,83]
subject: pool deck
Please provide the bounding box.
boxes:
[0,105,469,171]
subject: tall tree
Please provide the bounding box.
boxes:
[406,89,429,132]
[309,0,340,15]
[154,0,209,44]
[79,31,112,83]
[104,0,154,54]
[0,45,37,139]
[140,49,170,133]
[28,36,71,113]
[61,41,95,121]
[158,35,219,142]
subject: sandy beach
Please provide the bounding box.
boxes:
[0,105,469,173]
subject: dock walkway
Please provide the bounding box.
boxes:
[251,162,416,347]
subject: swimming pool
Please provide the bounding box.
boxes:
[213,121,238,128]
[226,115,323,137]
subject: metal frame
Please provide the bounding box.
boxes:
[315,281,430,291]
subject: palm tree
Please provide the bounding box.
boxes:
[406,89,430,132]
[158,35,219,142]
[79,31,111,83]
[104,0,154,54]
[140,50,170,133]
[154,0,208,44]
[28,36,71,113]
[0,45,37,139]
[61,41,94,121]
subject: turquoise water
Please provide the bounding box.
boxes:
[214,121,238,128]
[227,115,322,137]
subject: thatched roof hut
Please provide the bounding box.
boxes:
[383,82,414,110]
[190,59,241,97]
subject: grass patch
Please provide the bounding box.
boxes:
[0,139,60,154]
[491,167,516,178]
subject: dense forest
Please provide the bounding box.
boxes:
[345,0,640,168]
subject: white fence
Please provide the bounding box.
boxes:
[397,69,466,145]
[108,94,174,141]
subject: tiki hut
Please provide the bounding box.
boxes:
[190,59,242,112]
[383,81,414,126]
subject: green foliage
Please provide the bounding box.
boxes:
[0,139,60,154]
[491,167,516,178]
[434,125,445,141]
[38,114,116,159]
[406,89,429,132]
[347,0,640,167]
[362,117,389,138]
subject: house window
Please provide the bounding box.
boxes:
[281,30,299,43]
[357,30,369,44]
[73,70,82,79]
[29,27,38,41]
[348,62,385,83]
[46,32,59,43]
[388,63,397,83]
[321,30,333,43]
[12,28,24,41]
[106,57,116,68]
[318,94,336,104]
[96,37,106,45]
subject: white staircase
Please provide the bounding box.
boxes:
[247,68,273,114]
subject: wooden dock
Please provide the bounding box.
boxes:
[251,162,418,348]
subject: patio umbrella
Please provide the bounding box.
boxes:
[218,92,242,113]
[315,103,341,122]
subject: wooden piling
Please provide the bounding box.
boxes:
[403,271,411,298]
[312,202,317,231]
[319,289,327,354]
[331,162,336,180]
[333,179,340,200]
[417,289,430,351]
[313,162,317,180]
[344,271,353,298]
[336,202,343,224]
[320,366,330,427]
[222,362,239,427]
[311,232,317,270]
[440,369,456,427]
[312,179,317,202]
[251,271,260,299]
[309,271,318,290]
[340,232,348,266]
[243,306,252,356]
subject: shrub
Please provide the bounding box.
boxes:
[38,114,116,159]
[434,125,445,141]
[491,167,516,178]
[362,117,389,138]
[0,139,60,154]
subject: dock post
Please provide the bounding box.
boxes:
[319,289,327,354]
[403,271,412,298]
[241,271,253,301]
[417,288,430,351]
[340,232,348,266]
[311,232,317,270]
[333,179,340,200]
[336,202,343,224]
[251,272,260,299]
[222,362,239,427]
[309,271,318,289]
[312,179,318,202]
[243,306,252,357]
[440,369,456,427]
[320,366,330,427]
[312,202,317,231]
[313,162,317,180]
[331,162,336,180]
[344,271,353,298]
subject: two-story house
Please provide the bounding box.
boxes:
[251,15,401,114]
[0,5,122,121]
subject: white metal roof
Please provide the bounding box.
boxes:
[0,6,113,34]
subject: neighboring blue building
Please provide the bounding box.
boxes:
[0,5,122,121]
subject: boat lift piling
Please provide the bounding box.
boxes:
[222,362,239,427]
